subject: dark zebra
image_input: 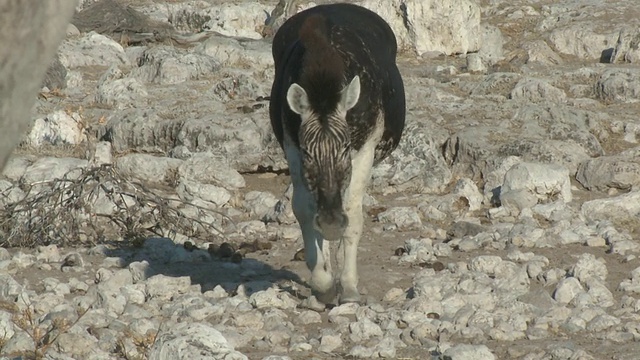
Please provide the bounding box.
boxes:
[269,3,406,304]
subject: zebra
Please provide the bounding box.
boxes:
[269,3,406,304]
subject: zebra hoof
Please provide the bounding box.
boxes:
[338,289,362,304]
[313,285,337,305]
[301,295,326,312]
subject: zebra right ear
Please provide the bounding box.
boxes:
[286,83,309,115]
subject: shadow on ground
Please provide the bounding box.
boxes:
[104,237,305,296]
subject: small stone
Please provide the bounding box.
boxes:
[296,310,322,325]
[275,225,301,242]
[90,141,113,166]
[349,345,374,358]
[328,302,359,317]
[249,287,297,310]
[470,255,503,274]
[586,314,621,332]
[433,242,452,257]
[229,308,264,329]
[0,248,10,262]
[145,274,193,301]
[538,268,567,286]
[443,344,496,360]
[319,334,342,353]
[553,277,584,304]
[581,191,640,223]
[349,318,383,341]
[466,53,486,72]
[68,277,89,293]
[374,337,397,358]
[128,260,150,283]
[243,191,279,218]
[42,277,71,296]
[377,207,422,231]
[383,288,405,302]
[399,238,435,263]
[586,236,607,247]
[101,257,125,268]
[236,221,268,238]
[26,110,86,147]
[36,245,61,262]
[1,331,35,355]
[500,162,572,213]
[526,261,545,279]
[290,342,313,352]
[148,322,247,359]
[121,285,146,305]
[205,285,229,299]
[300,295,326,312]
[11,252,36,268]
[570,253,608,283]
[585,280,614,307]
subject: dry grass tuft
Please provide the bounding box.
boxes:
[0,300,91,359]
[115,326,160,360]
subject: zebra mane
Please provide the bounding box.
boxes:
[298,14,345,117]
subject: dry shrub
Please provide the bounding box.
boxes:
[0,164,229,248]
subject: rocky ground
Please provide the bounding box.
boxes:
[1,0,640,359]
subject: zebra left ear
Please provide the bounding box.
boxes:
[341,75,360,111]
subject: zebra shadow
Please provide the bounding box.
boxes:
[103,237,304,297]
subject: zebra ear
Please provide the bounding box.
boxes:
[286,83,309,115]
[341,75,360,111]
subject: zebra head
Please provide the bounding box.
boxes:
[286,75,361,240]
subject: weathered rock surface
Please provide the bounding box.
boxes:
[595,68,640,103]
[115,153,182,187]
[576,152,640,191]
[58,32,129,68]
[611,27,640,63]
[25,110,87,147]
[131,46,220,85]
[362,0,481,56]
[581,191,640,223]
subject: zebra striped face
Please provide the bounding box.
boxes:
[287,76,361,240]
[300,113,352,239]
